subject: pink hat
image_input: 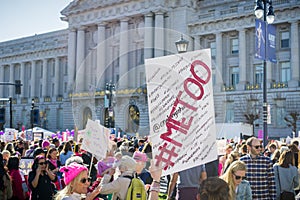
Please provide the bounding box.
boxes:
[42,140,50,148]
[133,151,148,162]
[60,163,88,185]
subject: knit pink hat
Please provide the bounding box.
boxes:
[42,140,50,148]
[60,163,88,185]
[133,151,148,162]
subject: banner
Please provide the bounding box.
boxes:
[255,19,266,60]
[145,49,217,175]
[267,23,276,63]
[81,119,110,159]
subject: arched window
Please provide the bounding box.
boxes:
[127,105,140,133]
[83,107,92,129]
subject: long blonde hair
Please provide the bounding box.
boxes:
[221,160,247,199]
[55,170,87,200]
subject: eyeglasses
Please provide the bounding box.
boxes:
[38,162,47,166]
[233,173,246,180]
[252,145,263,149]
[80,177,91,184]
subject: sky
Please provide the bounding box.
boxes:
[0,0,74,42]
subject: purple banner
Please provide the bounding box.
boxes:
[255,19,266,60]
[267,24,276,63]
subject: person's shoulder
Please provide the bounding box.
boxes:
[239,155,250,160]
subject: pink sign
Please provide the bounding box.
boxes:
[258,129,263,139]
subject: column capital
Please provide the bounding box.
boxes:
[97,22,107,27]
[77,26,86,31]
[153,9,166,15]
[143,12,154,17]
[68,27,77,32]
[120,17,130,23]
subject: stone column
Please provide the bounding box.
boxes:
[97,23,106,89]
[289,20,299,87]
[31,60,36,98]
[154,11,164,57]
[54,57,60,96]
[194,35,201,50]
[236,29,247,90]
[0,65,4,96]
[42,58,48,98]
[76,27,86,92]
[9,64,14,97]
[144,12,154,59]
[119,18,129,89]
[215,32,223,92]
[67,28,77,93]
[20,62,25,97]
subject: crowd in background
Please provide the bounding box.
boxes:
[0,134,300,200]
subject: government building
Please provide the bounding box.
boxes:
[0,0,299,139]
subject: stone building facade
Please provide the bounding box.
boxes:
[0,0,299,138]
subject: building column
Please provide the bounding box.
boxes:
[67,28,77,93]
[20,62,25,97]
[154,11,164,57]
[9,64,14,97]
[97,23,106,89]
[119,18,129,89]
[215,32,223,92]
[0,65,4,97]
[289,20,299,87]
[144,12,154,59]
[42,58,48,98]
[76,27,86,92]
[31,60,36,98]
[54,57,60,96]
[194,35,201,50]
[237,29,247,90]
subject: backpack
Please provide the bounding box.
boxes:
[124,173,147,200]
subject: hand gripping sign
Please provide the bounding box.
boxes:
[145,49,218,176]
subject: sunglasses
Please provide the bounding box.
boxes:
[233,173,246,180]
[80,177,91,184]
[252,145,263,149]
[38,162,47,166]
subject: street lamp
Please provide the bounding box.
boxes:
[31,99,35,129]
[175,35,189,53]
[254,0,275,147]
[105,82,116,128]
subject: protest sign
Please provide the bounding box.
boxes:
[4,128,16,142]
[216,139,227,155]
[145,49,217,175]
[81,119,110,159]
[20,158,34,175]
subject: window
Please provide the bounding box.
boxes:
[231,38,239,54]
[209,41,216,57]
[255,64,263,85]
[225,101,234,123]
[274,100,286,127]
[56,108,63,129]
[230,66,239,86]
[280,61,291,82]
[280,31,290,48]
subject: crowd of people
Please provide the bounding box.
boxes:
[0,134,300,200]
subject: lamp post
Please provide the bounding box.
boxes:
[105,82,116,128]
[254,0,275,147]
[31,99,34,129]
[175,35,189,53]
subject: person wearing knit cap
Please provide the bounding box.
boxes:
[99,155,143,200]
[133,151,153,185]
[42,140,51,151]
[54,163,102,200]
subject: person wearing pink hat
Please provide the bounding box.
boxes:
[133,151,153,185]
[55,163,102,200]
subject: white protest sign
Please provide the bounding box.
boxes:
[4,128,16,142]
[81,119,110,159]
[145,49,217,176]
[216,139,227,155]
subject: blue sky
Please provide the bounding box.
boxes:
[0,0,73,42]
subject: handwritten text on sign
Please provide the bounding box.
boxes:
[145,49,217,175]
[81,119,110,159]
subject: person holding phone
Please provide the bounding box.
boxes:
[28,155,56,200]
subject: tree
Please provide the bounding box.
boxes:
[284,99,300,135]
